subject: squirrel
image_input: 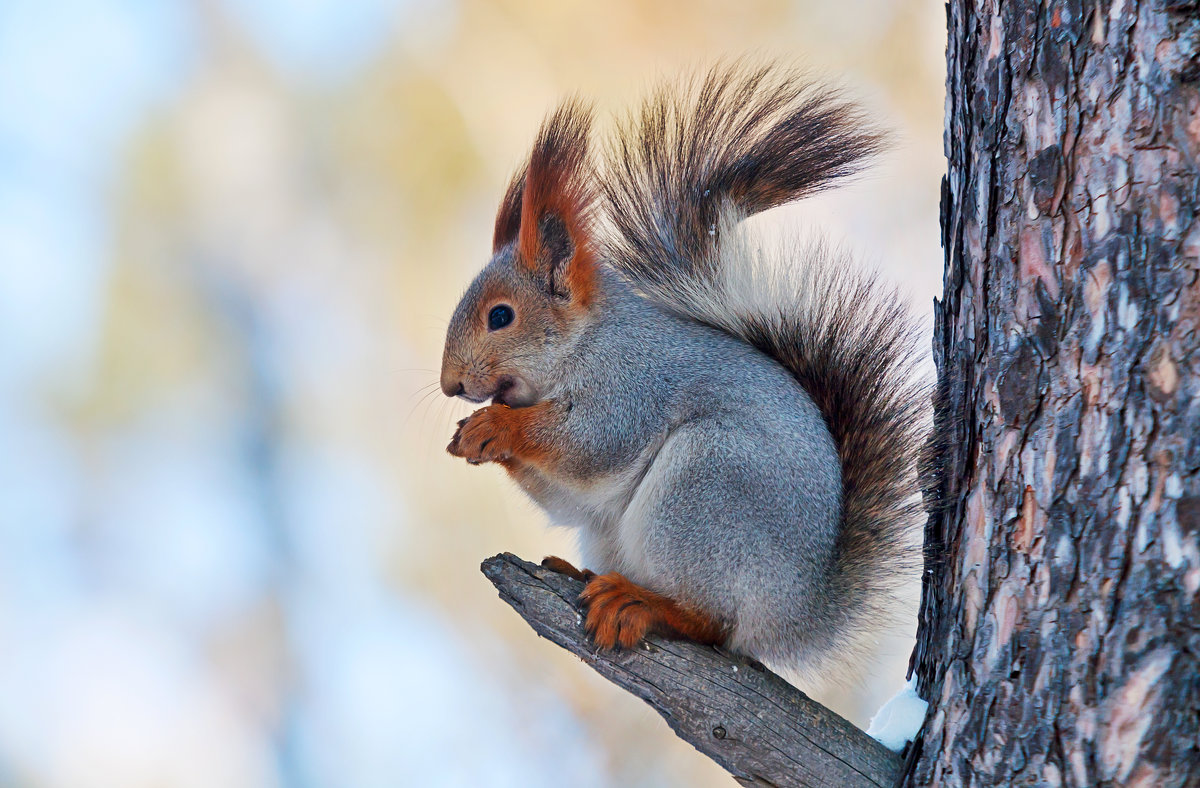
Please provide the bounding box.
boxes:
[440,62,927,678]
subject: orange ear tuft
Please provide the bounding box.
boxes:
[492,168,525,252]
[513,100,598,308]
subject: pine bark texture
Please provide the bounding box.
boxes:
[910,2,1200,787]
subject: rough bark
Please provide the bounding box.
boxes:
[910,1,1200,787]
[480,553,901,788]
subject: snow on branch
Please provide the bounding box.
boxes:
[481,553,902,788]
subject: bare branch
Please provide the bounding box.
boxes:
[481,553,901,788]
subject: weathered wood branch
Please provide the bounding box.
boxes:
[481,553,901,788]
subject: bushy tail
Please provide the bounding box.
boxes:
[600,62,927,640]
[602,61,884,295]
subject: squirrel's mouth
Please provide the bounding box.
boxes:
[491,378,515,406]
[489,375,537,408]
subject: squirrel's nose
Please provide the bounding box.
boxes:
[440,374,464,398]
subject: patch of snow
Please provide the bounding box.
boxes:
[866,676,928,752]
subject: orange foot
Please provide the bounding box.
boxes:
[540,555,595,583]
[579,572,727,650]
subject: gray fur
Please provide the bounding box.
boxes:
[442,63,926,680]
[454,254,850,672]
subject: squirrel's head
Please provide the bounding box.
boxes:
[440,102,598,407]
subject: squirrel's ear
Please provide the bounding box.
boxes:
[492,168,525,252]
[513,100,596,307]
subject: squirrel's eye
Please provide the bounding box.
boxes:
[488,304,514,331]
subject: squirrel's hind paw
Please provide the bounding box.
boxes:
[540,555,596,583]
[579,573,727,650]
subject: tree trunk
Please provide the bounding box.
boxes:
[909,1,1200,787]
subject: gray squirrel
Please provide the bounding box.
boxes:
[440,63,927,678]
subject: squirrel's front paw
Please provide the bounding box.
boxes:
[447,404,514,465]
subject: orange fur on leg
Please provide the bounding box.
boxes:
[447,400,564,468]
[579,573,727,650]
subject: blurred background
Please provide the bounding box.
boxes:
[0,1,944,785]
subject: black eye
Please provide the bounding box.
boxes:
[488,304,514,331]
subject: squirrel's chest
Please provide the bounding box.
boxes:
[517,434,663,533]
